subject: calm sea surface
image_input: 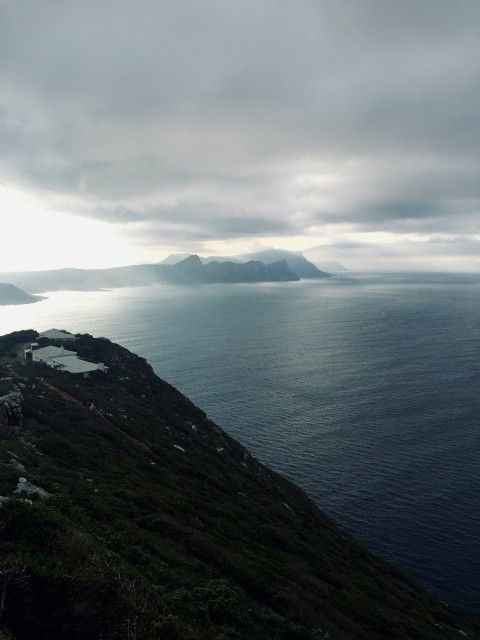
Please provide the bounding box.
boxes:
[1,272,479,616]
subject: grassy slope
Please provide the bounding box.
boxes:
[0,332,479,639]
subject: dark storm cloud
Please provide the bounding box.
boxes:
[0,0,479,264]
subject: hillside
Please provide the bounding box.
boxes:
[239,250,331,279]
[0,284,41,306]
[0,256,298,293]
[161,250,331,279]
[164,255,299,284]
[0,330,479,640]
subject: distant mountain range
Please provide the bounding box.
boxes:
[161,249,335,279]
[167,254,300,283]
[0,250,332,295]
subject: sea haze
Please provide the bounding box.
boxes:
[1,272,479,617]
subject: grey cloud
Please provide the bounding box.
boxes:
[307,234,480,272]
[309,239,366,251]
[92,207,145,224]
[314,199,457,225]
[351,201,442,223]
[109,205,296,241]
[0,1,479,264]
[309,201,479,237]
[0,106,25,154]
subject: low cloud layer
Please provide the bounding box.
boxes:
[1,1,479,269]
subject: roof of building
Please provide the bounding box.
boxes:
[50,356,101,374]
[39,329,77,340]
[32,346,77,359]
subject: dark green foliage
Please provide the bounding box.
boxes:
[0,330,37,358]
[0,331,478,640]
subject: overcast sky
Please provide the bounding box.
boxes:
[1,0,479,272]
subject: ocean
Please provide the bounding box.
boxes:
[1,272,479,617]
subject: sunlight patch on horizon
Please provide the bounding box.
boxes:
[0,186,143,272]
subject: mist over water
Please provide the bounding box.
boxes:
[2,273,480,616]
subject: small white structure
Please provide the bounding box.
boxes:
[31,346,77,363]
[28,345,108,378]
[49,355,107,376]
[38,329,77,341]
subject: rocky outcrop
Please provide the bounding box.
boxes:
[13,477,50,500]
[0,390,23,426]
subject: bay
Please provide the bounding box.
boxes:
[1,272,480,616]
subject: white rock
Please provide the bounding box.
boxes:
[9,459,26,472]
[15,479,51,499]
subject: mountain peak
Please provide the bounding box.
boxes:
[176,254,203,267]
[240,249,331,278]
[158,252,193,265]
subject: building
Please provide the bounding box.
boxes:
[48,355,107,376]
[30,345,77,363]
[26,345,108,378]
[38,329,77,341]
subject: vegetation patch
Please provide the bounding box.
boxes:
[0,331,478,639]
